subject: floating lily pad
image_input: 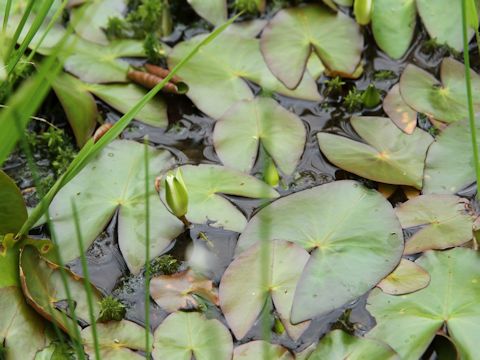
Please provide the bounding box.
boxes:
[395,195,474,254]
[49,140,184,274]
[213,98,306,175]
[383,84,417,134]
[0,170,27,235]
[371,0,416,59]
[82,320,152,359]
[233,341,294,360]
[152,311,233,360]
[20,246,102,335]
[168,32,321,119]
[71,0,126,45]
[317,117,433,189]
[423,120,480,194]
[236,181,404,322]
[260,5,362,89]
[367,248,480,359]
[399,58,480,123]
[308,330,399,359]
[220,240,310,340]
[161,164,278,232]
[377,259,430,295]
[150,269,218,312]
[187,0,226,25]
[225,20,267,39]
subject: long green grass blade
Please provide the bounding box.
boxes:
[144,138,151,358]
[2,0,13,33]
[461,0,480,199]
[4,0,35,60]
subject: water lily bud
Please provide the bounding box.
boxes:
[362,84,381,108]
[273,317,285,335]
[354,0,373,26]
[264,157,279,187]
[165,169,189,218]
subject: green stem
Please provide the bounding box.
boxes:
[4,0,35,61]
[461,0,480,199]
[144,138,151,358]
[2,0,12,33]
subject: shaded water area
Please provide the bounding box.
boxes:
[4,3,479,355]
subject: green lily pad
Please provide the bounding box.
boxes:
[233,341,294,360]
[225,20,267,39]
[260,5,363,89]
[168,32,321,119]
[236,180,404,323]
[317,116,433,189]
[383,84,417,134]
[161,164,278,232]
[220,240,310,340]
[81,320,152,359]
[52,73,98,147]
[376,259,430,295]
[399,58,480,123]
[395,195,474,254]
[187,0,227,25]
[308,330,399,359]
[152,311,233,360]
[0,170,27,235]
[416,0,476,51]
[213,97,306,175]
[423,120,480,194]
[20,246,102,335]
[371,0,416,59]
[71,0,126,45]
[49,140,184,274]
[367,248,480,359]
[0,286,47,360]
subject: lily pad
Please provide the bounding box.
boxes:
[152,311,233,360]
[233,341,294,360]
[82,320,152,359]
[168,32,321,119]
[20,246,102,335]
[236,180,404,322]
[399,58,480,123]
[377,259,430,295]
[395,195,474,254]
[220,240,310,340]
[260,5,363,89]
[160,164,278,232]
[317,116,433,189]
[367,248,480,359]
[308,330,399,359]
[0,170,27,235]
[371,0,416,59]
[213,97,306,175]
[150,269,218,312]
[383,84,417,134]
[423,120,480,194]
[49,140,184,274]
[187,0,227,25]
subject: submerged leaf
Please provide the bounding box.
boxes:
[377,259,430,295]
[383,84,417,134]
[236,181,403,323]
[233,341,294,360]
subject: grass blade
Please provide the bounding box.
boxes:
[4,0,35,61]
[2,0,12,33]
[144,138,151,358]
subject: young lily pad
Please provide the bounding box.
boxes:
[49,140,184,274]
[220,240,310,340]
[367,248,480,359]
[233,341,294,360]
[260,5,363,89]
[377,259,430,295]
[187,0,227,25]
[0,170,27,235]
[396,195,474,254]
[150,269,218,312]
[399,58,480,123]
[81,320,152,359]
[71,0,126,45]
[383,84,417,134]
[308,330,399,359]
[20,246,102,335]
[236,181,404,323]
[168,32,321,119]
[423,120,480,194]
[0,286,47,360]
[371,0,416,59]
[152,311,233,360]
[160,164,278,232]
[317,117,433,189]
[213,98,306,175]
